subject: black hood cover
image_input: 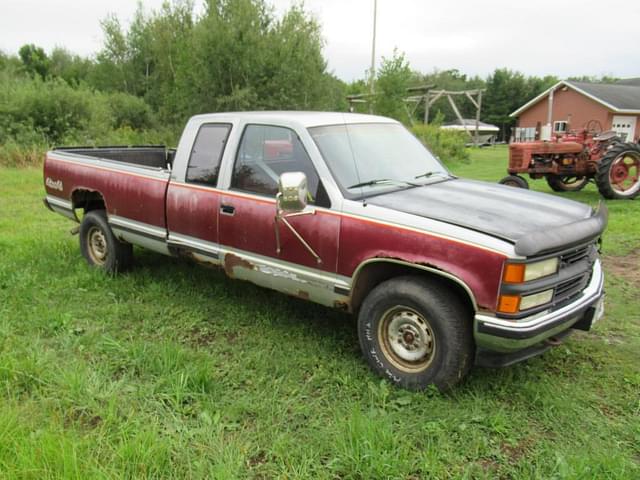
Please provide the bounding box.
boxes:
[368,178,605,255]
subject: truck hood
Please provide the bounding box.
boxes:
[368,178,606,256]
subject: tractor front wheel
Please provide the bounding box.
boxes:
[546,175,589,192]
[498,175,529,189]
[596,143,640,199]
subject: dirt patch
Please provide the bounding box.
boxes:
[184,326,217,347]
[501,438,533,464]
[247,450,267,469]
[602,250,640,286]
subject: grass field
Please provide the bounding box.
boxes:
[0,147,638,479]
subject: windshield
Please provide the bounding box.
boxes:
[308,123,450,197]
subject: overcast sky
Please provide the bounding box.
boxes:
[1,0,639,81]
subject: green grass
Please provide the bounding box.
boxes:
[0,148,638,478]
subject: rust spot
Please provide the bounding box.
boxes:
[334,300,349,311]
[296,290,310,300]
[223,253,255,278]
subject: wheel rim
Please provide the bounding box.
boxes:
[378,306,436,372]
[87,226,108,265]
[609,151,640,196]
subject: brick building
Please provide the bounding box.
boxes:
[510,79,640,142]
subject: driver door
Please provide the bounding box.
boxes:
[217,124,341,303]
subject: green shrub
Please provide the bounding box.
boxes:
[106,92,154,130]
[411,123,470,164]
[0,77,92,144]
[0,71,171,167]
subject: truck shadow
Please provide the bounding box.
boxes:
[111,248,574,394]
[129,248,359,350]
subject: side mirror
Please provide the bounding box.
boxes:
[277,172,308,213]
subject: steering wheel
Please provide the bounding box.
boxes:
[585,119,603,134]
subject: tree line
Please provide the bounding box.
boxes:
[0,0,620,165]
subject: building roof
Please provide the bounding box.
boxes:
[616,78,640,86]
[441,119,499,131]
[510,80,640,117]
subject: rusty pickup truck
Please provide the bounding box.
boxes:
[43,112,607,390]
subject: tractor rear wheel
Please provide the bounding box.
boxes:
[596,143,640,199]
[546,175,589,192]
[498,175,529,189]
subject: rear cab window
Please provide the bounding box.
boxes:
[186,123,232,187]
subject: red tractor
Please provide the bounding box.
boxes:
[500,123,640,200]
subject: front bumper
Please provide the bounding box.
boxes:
[474,259,604,353]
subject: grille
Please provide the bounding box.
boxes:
[554,274,590,304]
[553,243,596,304]
[560,244,592,267]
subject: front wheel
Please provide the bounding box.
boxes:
[80,210,133,273]
[498,175,529,189]
[546,175,589,192]
[357,276,474,391]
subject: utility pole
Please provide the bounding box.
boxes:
[369,0,377,113]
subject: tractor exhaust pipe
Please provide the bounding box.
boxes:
[541,87,554,141]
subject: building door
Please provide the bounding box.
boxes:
[611,115,637,142]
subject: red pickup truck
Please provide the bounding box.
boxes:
[43,112,606,390]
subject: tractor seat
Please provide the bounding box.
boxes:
[593,130,619,142]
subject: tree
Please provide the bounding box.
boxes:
[373,49,412,123]
[482,69,530,141]
[49,47,92,85]
[18,44,50,79]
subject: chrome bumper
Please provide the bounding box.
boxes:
[474,259,604,353]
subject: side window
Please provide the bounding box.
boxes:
[186,123,231,187]
[231,124,329,207]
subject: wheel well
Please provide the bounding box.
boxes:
[350,261,476,316]
[72,189,106,213]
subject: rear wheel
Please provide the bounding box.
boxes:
[596,143,640,199]
[499,175,529,189]
[80,210,133,273]
[546,175,589,192]
[357,276,474,391]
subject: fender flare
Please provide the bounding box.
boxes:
[349,258,478,312]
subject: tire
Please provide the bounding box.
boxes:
[595,142,640,199]
[79,210,133,273]
[357,276,474,391]
[498,175,529,189]
[546,175,589,192]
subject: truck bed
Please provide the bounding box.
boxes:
[53,145,175,170]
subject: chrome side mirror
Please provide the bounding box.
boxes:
[277,171,308,213]
[274,171,321,264]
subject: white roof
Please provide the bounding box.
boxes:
[441,124,499,132]
[190,111,398,128]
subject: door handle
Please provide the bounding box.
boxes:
[220,204,235,215]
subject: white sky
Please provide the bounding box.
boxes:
[1,0,639,81]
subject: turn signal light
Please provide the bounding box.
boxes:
[498,295,520,314]
[503,263,525,283]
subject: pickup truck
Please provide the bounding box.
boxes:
[43,112,607,390]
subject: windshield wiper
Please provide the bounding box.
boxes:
[414,171,449,180]
[347,178,419,189]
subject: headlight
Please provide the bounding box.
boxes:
[519,289,554,310]
[503,257,559,283]
[497,288,555,314]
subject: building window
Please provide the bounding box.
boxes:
[553,121,568,134]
